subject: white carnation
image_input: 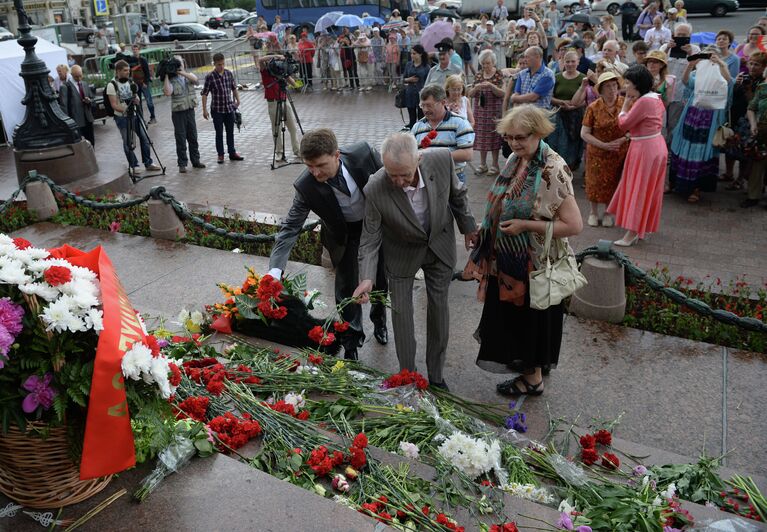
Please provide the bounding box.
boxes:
[177,308,190,323]
[398,441,420,460]
[284,391,306,409]
[190,310,204,326]
[661,482,676,500]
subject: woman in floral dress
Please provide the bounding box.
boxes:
[467,49,505,175]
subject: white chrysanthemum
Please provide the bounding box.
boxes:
[10,246,50,265]
[59,280,100,310]
[18,282,59,302]
[398,441,420,460]
[68,264,97,282]
[284,391,306,409]
[85,308,104,332]
[121,343,153,380]
[177,308,190,323]
[0,235,12,246]
[437,432,499,479]
[149,357,172,398]
[0,257,31,285]
[40,297,79,333]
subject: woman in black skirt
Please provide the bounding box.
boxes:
[463,104,584,397]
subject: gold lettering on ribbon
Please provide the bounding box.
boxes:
[112,372,124,390]
[107,400,128,417]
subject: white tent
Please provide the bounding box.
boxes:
[0,38,68,145]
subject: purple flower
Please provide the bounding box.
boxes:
[22,373,58,413]
[508,400,516,409]
[157,339,170,348]
[633,465,648,476]
[663,527,682,532]
[556,512,574,530]
[0,298,24,361]
[505,412,527,433]
[576,527,593,532]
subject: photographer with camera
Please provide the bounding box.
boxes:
[260,53,301,162]
[202,53,244,164]
[107,60,161,175]
[162,56,206,174]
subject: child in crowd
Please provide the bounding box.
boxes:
[582,31,598,58]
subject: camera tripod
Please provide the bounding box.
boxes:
[125,100,166,183]
[270,80,305,171]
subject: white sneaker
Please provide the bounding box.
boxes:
[415,269,425,280]
[602,215,614,228]
[131,166,143,174]
[587,214,599,227]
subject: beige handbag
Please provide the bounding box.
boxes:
[529,222,588,310]
[712,119,734,148]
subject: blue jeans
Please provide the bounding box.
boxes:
[140,84,155,119]
[212,111,236,157]
[115,115,153,168]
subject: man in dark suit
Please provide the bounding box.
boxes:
[268,128,388,360]
[59,65,95,146]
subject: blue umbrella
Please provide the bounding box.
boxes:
[335,14,365,28]
[316,11,343,33]
[362,16,385,26]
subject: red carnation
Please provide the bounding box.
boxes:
[168,362,182,387]
[333,321,350,332]
[308,353,323,365]
[297,410,310,420]
[349,446,367,469]
[427,129,438,139]
[206,377,225,395]
[579,434,596,449]
[43,265,72,286]
[12,237,32,250]
[420,137,432,149]
[601,452,620,470]
[594,429,612,446]
[581,447,599,466]
[175,396,209,422]
[352,433,368,449]
[145,335,161,357]
[436,514,450,525]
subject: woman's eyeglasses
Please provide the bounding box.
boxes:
[502,133,532,143]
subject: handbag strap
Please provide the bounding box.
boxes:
[541,221,554,260]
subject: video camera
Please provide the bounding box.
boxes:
[267,56,299,81]
[157,55,183,80]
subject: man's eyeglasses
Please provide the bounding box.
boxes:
[502,133,532,143]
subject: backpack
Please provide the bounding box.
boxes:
[102,80,119,117]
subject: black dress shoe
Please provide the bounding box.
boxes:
[429,380,449,392]
[192,162,207,169]
[344,348,358,361]
[373,323,388,345]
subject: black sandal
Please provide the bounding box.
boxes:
[496,375,544,397]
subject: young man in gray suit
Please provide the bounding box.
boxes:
[268,129,388,360]
[59,65,95,146]
[354,133,478,390]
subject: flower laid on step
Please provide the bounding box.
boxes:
[382,368,428,390]
[178,308,205,333]
[501,482,554,504]
[437,431,502,480]
[398,440,420,460]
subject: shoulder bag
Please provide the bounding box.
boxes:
[712,108,734,148]
[529,221,588,310]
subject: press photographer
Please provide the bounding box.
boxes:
[259,53,301,163]
[106,60,160,175]
[161,55,206,173]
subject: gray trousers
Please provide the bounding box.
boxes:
[388,248,453,384]
[171,108,200,167]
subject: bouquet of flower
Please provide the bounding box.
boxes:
[0,233,175,480]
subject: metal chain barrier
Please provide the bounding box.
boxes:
[2,172,318,243]
[576,245,767,334]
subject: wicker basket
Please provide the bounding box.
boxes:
[0,422,112,509]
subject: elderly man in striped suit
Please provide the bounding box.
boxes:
[354,133,478,390]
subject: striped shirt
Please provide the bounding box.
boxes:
[411,110,475,173]
[201,69,236,114]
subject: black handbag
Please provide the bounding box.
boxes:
[394,86,407,109]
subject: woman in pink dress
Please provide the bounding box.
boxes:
[607,65,668,247]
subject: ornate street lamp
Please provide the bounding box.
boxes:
[12,0,81,150]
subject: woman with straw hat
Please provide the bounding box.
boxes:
[580,71,629,228]
[643,50,674,106]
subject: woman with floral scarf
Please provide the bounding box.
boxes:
[463,105,583,397]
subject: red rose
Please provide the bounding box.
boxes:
[601,452,620,470]
[594,429,612,446]
[12,237,32,250]
[579,434,596,449]
[43,265,72,286]
[581,447,599,466]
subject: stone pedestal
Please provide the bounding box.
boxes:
[569,256,626,323]
[23,180,58,220]
[15,140,98,185]
[148,199,186,240]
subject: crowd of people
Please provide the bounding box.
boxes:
[46,3,767,398]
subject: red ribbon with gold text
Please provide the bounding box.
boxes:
[48,245,139,480]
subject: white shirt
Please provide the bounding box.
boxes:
[403,169,429,233]
[517,17,536,31]
[644,27,672,51]
[331,163,365,223]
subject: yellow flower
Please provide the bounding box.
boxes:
[153,327,172,339]
[330,360,346,373]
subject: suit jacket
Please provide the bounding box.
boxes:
[58,79,94,127]
[358,148,476,280]
[269,142,383,271]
